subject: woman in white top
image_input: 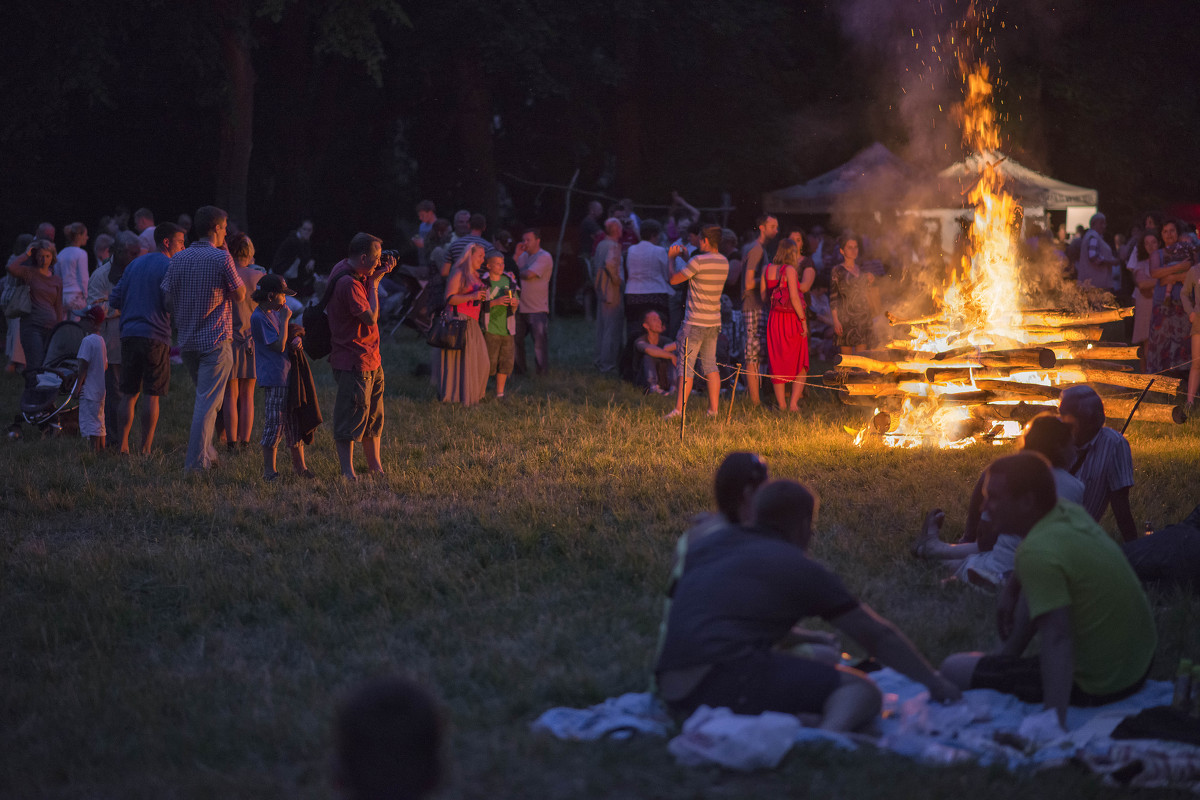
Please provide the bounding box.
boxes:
[56,222,90,314]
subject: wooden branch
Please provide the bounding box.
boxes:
[1102,399,1187,425]
[1011,307,1133,327]
[1077,369,1181,396]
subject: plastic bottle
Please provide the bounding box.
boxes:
[1173,659,1192,710]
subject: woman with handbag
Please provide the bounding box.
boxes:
[6,238,64,378]
[436,243,489,406]
[761,237,815,411]
[4,234,34,373]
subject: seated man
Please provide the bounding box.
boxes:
[635,310,677,395]
[656,478,960,732]
[1058,385,1136,542]
[940,453,1157,729]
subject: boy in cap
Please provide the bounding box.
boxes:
[251,275,312,481]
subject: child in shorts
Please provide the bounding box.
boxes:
[76,305,108,451]
[250,275,311,481]
[482,252,519,399]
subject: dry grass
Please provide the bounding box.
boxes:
[1,318,1198,799]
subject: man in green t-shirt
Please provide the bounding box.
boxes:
[482,252,519,399]
[940,452,1157,729]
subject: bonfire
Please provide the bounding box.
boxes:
[837,62,1185,448]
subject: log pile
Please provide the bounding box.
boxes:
[830,305,1187,447]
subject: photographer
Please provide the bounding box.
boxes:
[327,233,396,481]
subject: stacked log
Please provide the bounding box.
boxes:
[835,305,1185,444]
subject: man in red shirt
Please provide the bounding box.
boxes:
[327,233,395,481]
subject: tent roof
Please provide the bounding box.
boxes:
[762,143,915,214]
[936,151,1098,208]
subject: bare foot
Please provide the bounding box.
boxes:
[910,509,945,559]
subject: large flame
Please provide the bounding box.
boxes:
[858,60,1043,448]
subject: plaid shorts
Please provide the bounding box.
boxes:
[260,385,299,448]
[743,308,766,364]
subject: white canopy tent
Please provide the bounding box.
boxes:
[927,150,1099,248]
[762,143,915,215]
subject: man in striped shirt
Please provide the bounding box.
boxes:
[666,225,728,418]
[1059,386,1137,542]
[441,213,490,277]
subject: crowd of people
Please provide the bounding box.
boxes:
[575,202,1200,414]
[4,198,1197,473]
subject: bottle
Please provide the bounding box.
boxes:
[1144,520,1154,536]
[1173,659,1193,710]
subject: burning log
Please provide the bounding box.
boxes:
[1011,307,1133,328]
[977,348,1057,370]
[1019,326,1104,343]
[1077,369,1181,396]
[970,402,1057,423]
[973,380,1061,400]
[1102,399,1188,425]
[1050,344,1141,362]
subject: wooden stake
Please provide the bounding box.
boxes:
[549,168,579,319]
[680,339,689,443]
[727,363,741,424]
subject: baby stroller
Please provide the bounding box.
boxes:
[11,321,88,438]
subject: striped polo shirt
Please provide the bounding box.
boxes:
[678,252,729,328]
[1070,426,1134,528]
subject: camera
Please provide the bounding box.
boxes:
[381,249,400,259]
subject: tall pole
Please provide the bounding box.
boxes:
[550,168,580,318]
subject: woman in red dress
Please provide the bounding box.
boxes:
[762,237,816,411]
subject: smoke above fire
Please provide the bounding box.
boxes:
[824,0,1101,338]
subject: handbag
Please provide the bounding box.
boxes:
[3,279,32,319]
[426,307,467,350]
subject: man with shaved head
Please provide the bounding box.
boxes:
[941,453,1155,730]
[1058,386,1136,542]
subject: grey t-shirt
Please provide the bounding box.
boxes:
[656,525,858,672]
[742,242,766,313]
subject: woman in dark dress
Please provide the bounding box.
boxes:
[829,233,879,354]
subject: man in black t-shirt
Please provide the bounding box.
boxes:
[655,479,960,731]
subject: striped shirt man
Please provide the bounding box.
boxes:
[677,252,729,328]
[1070,426,1134,530]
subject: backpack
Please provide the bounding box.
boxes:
[302,271,355,360]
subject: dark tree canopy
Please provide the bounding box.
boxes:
[2,0,1195,264]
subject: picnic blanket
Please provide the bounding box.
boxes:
[531,670,1200,790]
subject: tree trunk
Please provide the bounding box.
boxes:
[455,53,497,224]
[214,0,256,230]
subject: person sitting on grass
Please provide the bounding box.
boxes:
[911,413,1085,588]
[250,275,312,481]
[333,677,444,800]
[635,310,677,395]
[940,452,1157,730]
[1058,385,1136,543]
[656,477,961,731]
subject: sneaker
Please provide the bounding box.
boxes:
[663,408,682,419]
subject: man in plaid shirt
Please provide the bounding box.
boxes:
[161,205,245,471]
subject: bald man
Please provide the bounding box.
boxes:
[1058,386,1136,542]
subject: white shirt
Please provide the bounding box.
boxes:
[56,246,90,311]
[624,240,671,296]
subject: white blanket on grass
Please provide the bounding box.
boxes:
[531,670,1200,789]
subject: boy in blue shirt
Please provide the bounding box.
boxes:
[251,275,312,480]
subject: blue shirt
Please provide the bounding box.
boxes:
[251,307,290,387]
[109,252,172,343]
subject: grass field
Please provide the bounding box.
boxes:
[2,317,1199,799]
